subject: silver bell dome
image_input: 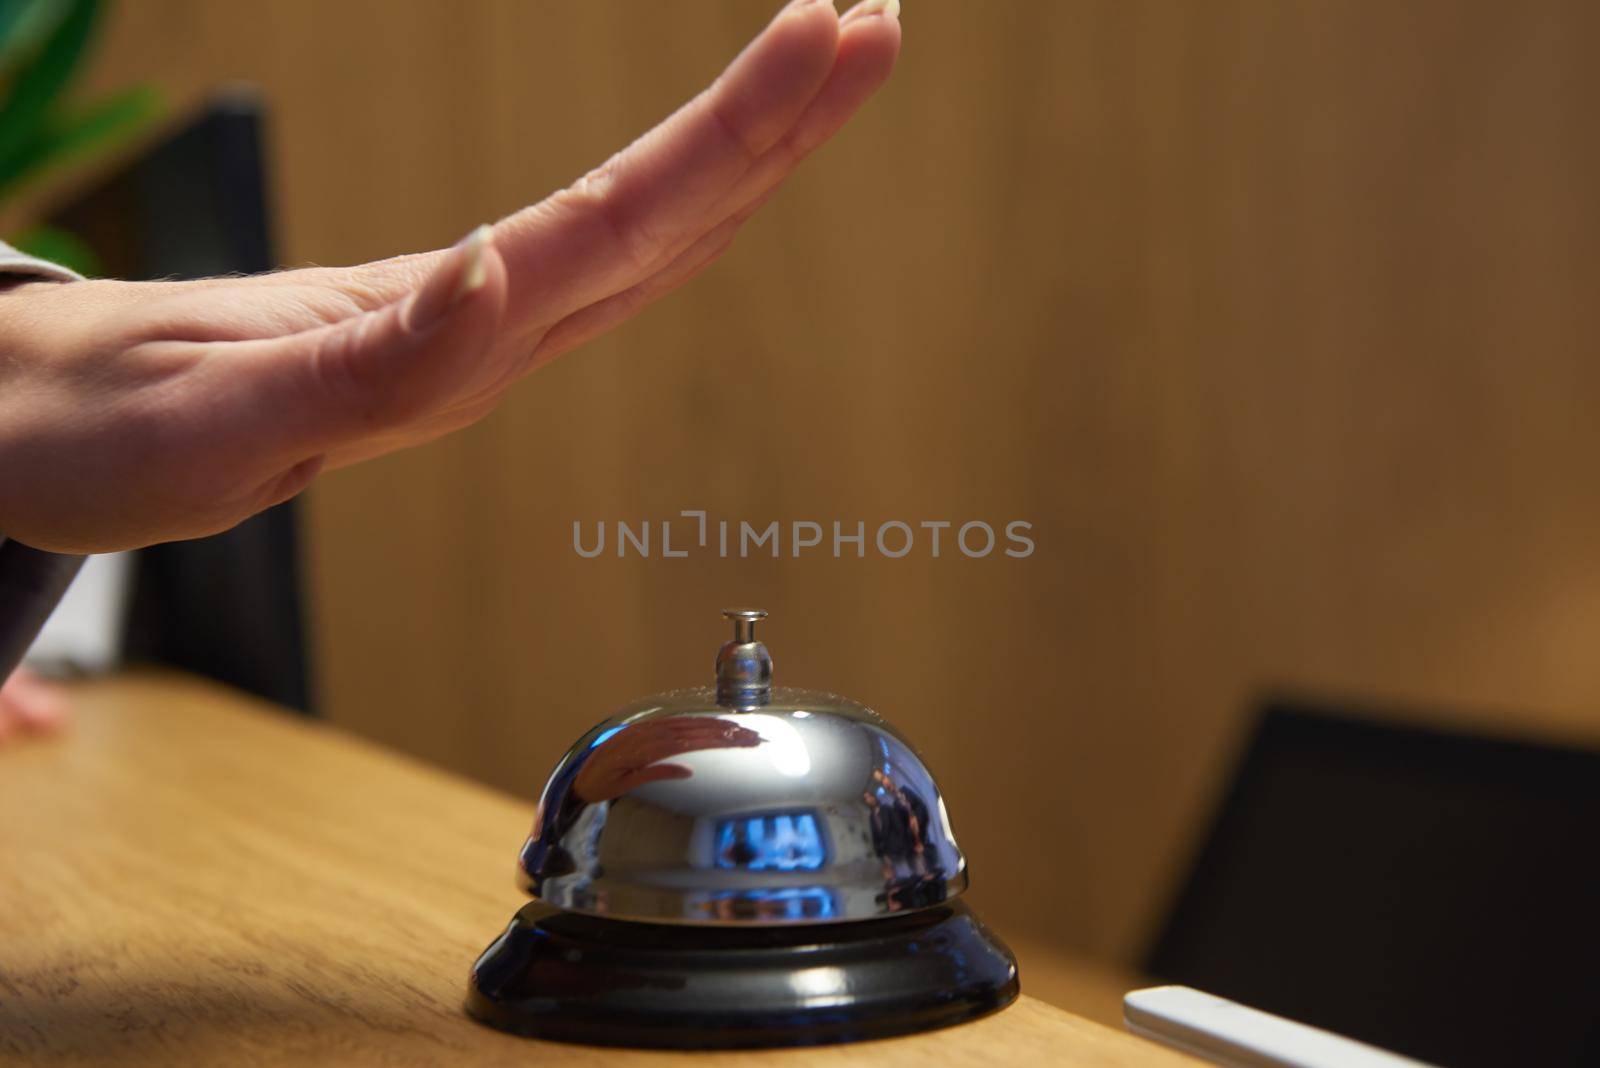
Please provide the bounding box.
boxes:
[517,609,968,925]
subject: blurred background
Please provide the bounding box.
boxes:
[10,0,1599,1062]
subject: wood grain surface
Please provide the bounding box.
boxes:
[0,673,1191,1066]
[62,0,1600,972]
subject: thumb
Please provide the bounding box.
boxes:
[235,226,508,452]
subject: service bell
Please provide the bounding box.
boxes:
[466,608,1019,1048]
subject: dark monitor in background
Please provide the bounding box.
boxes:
[48,91,313,714]
[1145,700,1600,1068]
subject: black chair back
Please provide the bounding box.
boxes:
[1146,700,1600,1067]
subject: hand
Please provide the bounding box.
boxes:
[0,667,67,743]
[0,0,900,553]
[573,717,762,803]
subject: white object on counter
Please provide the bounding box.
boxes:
[1124,986,1436,1068]
[25,552,132,675]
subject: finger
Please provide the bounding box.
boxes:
[327,1,840,330]
[579,3,900,296]
[1,670,67,732]
[654,734,739,760]
[663,720,767,755]
[529,208,749,367]
[625,718,762,760]
[214,227,508,459]
[316,211,720,470]
[492,0,840,331]
[292,0,837,310]
[253,0,898,456]
[317,213,670,462]
[660,716,759,739]
[722,724,765,747]
[512,8,899,367]
[307,0,902,346]
[630,763,695,786]
[719,4,901,218]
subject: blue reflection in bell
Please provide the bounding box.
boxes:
[466,609,1019,1049]
[714,811,828,872]
[693,884,840,922]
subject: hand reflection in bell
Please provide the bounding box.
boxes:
[864,767,943,911]
[572,716,762,803]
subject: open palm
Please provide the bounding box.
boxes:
[0,0,900,554]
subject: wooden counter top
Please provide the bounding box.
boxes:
[0,672,1191,1066]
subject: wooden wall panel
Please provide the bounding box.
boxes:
[79,0,1600,964]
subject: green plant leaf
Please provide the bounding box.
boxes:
[6,219,100,276]
[0,0,98,176]
[0,81,160,195]
[0,0,72,78]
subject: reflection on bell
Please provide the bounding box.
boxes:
[465,609,1020,1049]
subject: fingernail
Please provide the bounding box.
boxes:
[777,0,833,22]
[453,224,492,302]
[841,0,898,22]
[409,224,492,331]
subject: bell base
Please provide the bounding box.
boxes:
[465,899,1020,1049]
